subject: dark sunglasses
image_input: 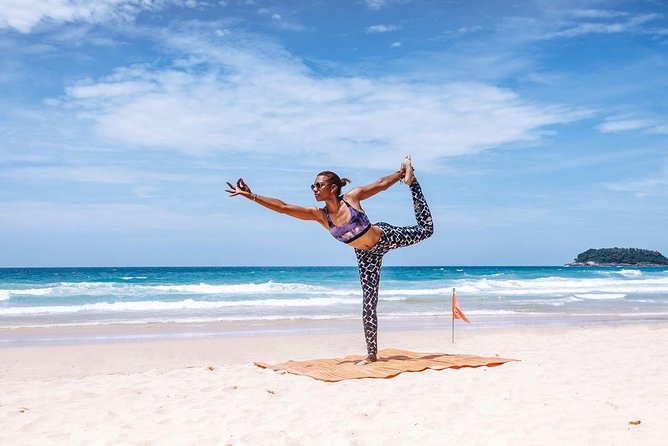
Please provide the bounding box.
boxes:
[311,182,330,191]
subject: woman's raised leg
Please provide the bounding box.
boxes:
[376,179,434,250]
[408,179,434,239]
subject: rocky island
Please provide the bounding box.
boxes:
[566,247,668,266]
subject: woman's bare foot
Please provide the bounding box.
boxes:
[355,354,377,366]
[401,155,414,185]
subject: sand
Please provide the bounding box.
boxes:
[1,322,666,445]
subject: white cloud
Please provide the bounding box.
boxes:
[0,201,227,233]
[364,0,385,9]
[0,0,200,33]
[454,25,483,35]
[650,124,668,135]
[257,8,306,31]
[366,24,400,34]
[55,30,588,169]
[66,80,158,99]
[597,114,668,135]
[390,41,401,48]
[570,9,628,19]
[0,165,187,185]
[545,12,662,39]
[605,160,668,197]
[597,118,654,133]
[362,0,409,10]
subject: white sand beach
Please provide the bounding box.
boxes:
[1,322,666,445]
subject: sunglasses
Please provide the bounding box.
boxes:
[311,182,330,191]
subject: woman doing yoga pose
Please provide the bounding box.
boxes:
[225,156,434,364]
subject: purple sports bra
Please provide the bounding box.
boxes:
[324,198,372,244]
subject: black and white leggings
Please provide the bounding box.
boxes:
[354,179,434,356]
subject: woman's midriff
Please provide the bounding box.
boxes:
[347,225,382,250]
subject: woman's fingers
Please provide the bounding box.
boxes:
[225,180,241,196]
[225,181,237,194]
[225,178,250,197]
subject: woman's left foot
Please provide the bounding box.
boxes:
[355,354,377,366]
[401,155,415,185]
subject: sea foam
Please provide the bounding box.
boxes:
[574,293,626,300]
[0,296,362,316]
[617,269,642,278]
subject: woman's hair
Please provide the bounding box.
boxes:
[318,171,351,195]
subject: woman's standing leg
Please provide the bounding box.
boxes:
[355,248,384,358]
[352,177,433,360]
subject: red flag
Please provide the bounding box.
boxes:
[452,288,470,323]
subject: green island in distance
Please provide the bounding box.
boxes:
[566,247,668,266]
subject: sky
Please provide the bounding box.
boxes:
[1,0,667,267]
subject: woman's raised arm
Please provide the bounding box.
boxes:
[225,178,325,223]
[345,169,405,202]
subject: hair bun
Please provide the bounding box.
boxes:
[316,171,350,194]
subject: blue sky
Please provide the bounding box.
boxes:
[1,0,667,267]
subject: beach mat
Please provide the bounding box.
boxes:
[255,348,516,382]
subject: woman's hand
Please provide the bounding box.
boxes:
[225,178,253,198]
[224,178,324,222]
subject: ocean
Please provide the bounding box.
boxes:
[1,266,667,344]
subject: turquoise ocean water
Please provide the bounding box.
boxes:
[1,266,667,344]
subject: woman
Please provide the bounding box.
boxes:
[225,156,434,364]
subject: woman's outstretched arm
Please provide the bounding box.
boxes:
[345,169,405,202]
[225,178,325,223]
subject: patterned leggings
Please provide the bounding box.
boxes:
[354,179,434,356]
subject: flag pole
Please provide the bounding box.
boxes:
[451,287,455,343]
